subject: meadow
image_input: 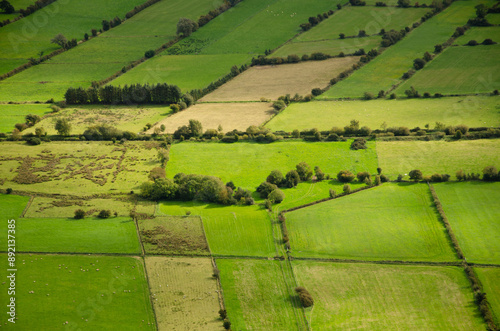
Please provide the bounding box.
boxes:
[0,254,155,330]
[376,139,500,177]
[0,193,30,218]
[487,13,500,24]
[265,96,500,132]
[145,256,222,330]
[217,259,303,330]
[0,103,52,133]
[293,261,486,330]
[433,182,500,264]
[475,268,500,323]
[455,26,500,44]
[285,183,456,261]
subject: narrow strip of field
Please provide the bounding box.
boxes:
[293,261,486,330]
[376,139,500,177]
[475,268,500,323]
[455,26,500,44]
[145,256,221,330]
[433,182,500,264]
[0,104,52,133]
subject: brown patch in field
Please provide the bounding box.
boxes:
[200,57,360,102]
[148,102,275,133]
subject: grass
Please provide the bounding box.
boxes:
[166,140,378,189]
[158,201,275,257]
[433,182,500,264]
[293,261,486,330]
[455,26,500,44]
[475,268,500,324]
[0,104,53,133]
[0,254,155,330]
[217,259,302,330]
[487,13,500,25]
[145,256,221,330]
[395,44,500,96]
[0,193,30,218]
[139,216,210,256]
[376,139,500,177]
[286,183,457,261]
[265,96,500,131]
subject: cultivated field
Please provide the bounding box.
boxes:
[293,261,486,330]
[265,96,500,131]
[286,183,456,261]
[433,182,500,264]
[376,139,500,177]
[200,57,360,102]
[0,104,52,133]
[147,102,274,134]
[475,268,500,323]
[145,256,222,330]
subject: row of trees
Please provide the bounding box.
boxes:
[299,7,338,31]
[408,166,500,182]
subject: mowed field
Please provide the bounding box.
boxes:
[293,261,486,330]
[433,182,500,264]
[0,104,52,133]
[376,139,500,177]
[145,256,222,330]
[147,102,274,134]
[0,254,155,330]
[217,259,302,330]
[265,96,500,131]
[475,268,500,323]
[285,183,456,261]
[200,57,360,102]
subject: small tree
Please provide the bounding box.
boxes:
[35,127,46,137]
[74,209,85,219]
[329,189,336,198]
[0,0,15,14]
[144,50,155,58]
[267,170,285,186]
[337,170,355,183]
[285,170,300,188]
[409,169,423,181]
[98,210,111,218]
[51,34,68,49]
[374,175,381,186]
[482,166,498,181]
[343,184,351,194]
[188,119,203,137]
[176,17,198,37]
[218,309,227,320]
[314,166,325,181]
[268,188,285,204]
[256,182,278,199]
[413,58,426,70]
[295,287,314,307]
[296,162,313,181]
[55,118,71,136]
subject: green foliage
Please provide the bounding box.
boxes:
[177,17,199,37]
[267,170,285,186]
[351,138,367,150]
[268,188,285,204]
[257,182,278,199]
[144,50,155,58]
[409,169,423,181]
[55,118,71,136]
[188,119,203,137]
[285,170,300,188]
[314,166,325,181]
[27,137,41,145]
[295,287,314,307]
[98,209,111,218]
[74,209,85,219]
[296,162,313,181]
[140,178,178,201]
[337,170,355,183]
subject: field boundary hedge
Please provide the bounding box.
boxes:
[0,0,58,28]
[20,195,34,217]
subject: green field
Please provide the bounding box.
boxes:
[218,259,302,330]
[487,13,500,25]
[377,139,500,177]
[0,254,155,330]
[286,183,456,261]
[265,96,500,131]
[0,193,29,218]
[456,26,500,44]
[0,104,52,133]
[293,261,486,330]
[167,140,378,189]
[319,1,480,99]
[475,268,500,323]
[395,44,500,96]
[433,182,500,264]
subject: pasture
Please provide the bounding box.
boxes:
[475,268,500,323]
[0,104,52,133]
[147,102,274,134]
[200,57,360,102]
[376,139,500,177]
[265,96,500,131]
[0,254,155,330]
[139,216,210,256]
[487,13,500,25]
[145,256,222,330]
[217,259,302,330]
[455,26,500,44]
[433,182,500,264]
[395,44,500,96]
[293,261,486,330]
[286,183,456,261]
[0,193,30,218]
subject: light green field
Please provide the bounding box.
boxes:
[0,193,29,218]
[296,7,430,41]
[456,26,500,44]
[293,261,486,330]
[286,183,456,261]
[0,103,52,133]
[167,140,378,189]
[475,268,500,323]
[218,259,302,330]
[0,254,155,330]
[395,44,500,96]
[266,96,500,131]
[319,1,480,99]
[487,13,500,25]
[434,182,500,264]
[377,139,500,177]
[159,202,275,257]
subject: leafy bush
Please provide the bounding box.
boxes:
[409,169,423,181]
[27,137,41,145]
[337,170,355,183]
[351,138,367,150]
[74,209,85,219]
[267,170,285,186]
[268,189,285,204]
[285,170,300,188]
[98,210,111,218]
[295,287,314,307]
[257,182,278,199]
[296,162,313,181]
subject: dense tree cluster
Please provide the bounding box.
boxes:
[0,0,14,13]
[295,287,314,307]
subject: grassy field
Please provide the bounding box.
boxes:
[0,254,155,330]
[145,256,222,330]
[265,96,500,131]
[139,216,210,256]
[433,182,500,264]
[376,139,500,177]
[147,102,274,134]
[293,261,486,330]
[217,259,302,330]
[475,268,500,323]
[319,1,480,99]
[395,44,500,96]
[455,26,500,44]
[0,193,30,218]
[167,140,378,189]
[0,103,52,133]
[487,13,500,25]
[286,183,456,261]
[0,141,160,195]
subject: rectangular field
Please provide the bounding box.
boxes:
[293,261,486,330]
[0,104,52,133]
[376,139,500,177]
[145,256,222,330]
[286,183,457,261]
[0,254,155,330]
[0,193,30,218]
[475,268,500,323]
[433,182,500,264]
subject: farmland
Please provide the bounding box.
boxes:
[0,193,29,218]
[0,104,52,133]
[475,268,500,323]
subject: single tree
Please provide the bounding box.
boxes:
[296,162,313,181]
[176,17,198,37]
[55,118,71,136]
[409,169,423,181]
[51,34,68,49]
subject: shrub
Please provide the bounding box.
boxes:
[218,309,227,320]
[482,38,496,45]
[363,92,375,100]
[223,319,231,330]
[339,33,345,39]
[311,88,322,96]
[268,189,285,204]
[285,170,300,188]
[413,58,426,70]
[267,170,285,186]
[482,166,498,181]
[295,287,314,307]
[296,162,313,181]
[357,172,370,182]
[409,169,423,181]
[314,166,325,181]
[74,209,85,219]
[337,170,355,183]
[343,184,351,194]
[257,182,278,199]
[27,137,41,145]
[351,138,367,150]
[98,210,111,218]
[434,44,443,53]
[466,40,478,46]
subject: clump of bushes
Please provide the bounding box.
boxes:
[295,287,314,307]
